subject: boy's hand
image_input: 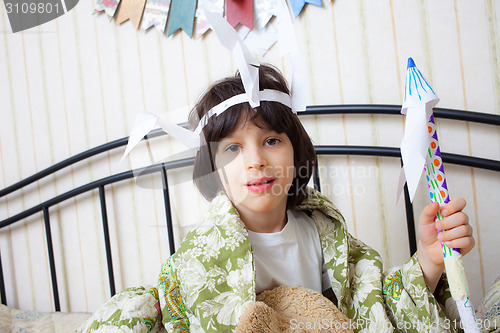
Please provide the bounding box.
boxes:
[416,198,475,292]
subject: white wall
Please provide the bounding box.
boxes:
[0,0,499,312]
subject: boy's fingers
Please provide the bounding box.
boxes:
[441,197,467,217]
[420,202,440,225]
[440,235,475,255]
[436,211,469,231]
[437,224,473,242]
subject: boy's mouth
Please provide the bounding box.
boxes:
[246,177,275,192]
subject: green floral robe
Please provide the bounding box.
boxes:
[158,187,460,332]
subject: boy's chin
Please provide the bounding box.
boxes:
[234,195,287,212]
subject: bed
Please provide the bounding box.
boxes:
[1,105,499,332]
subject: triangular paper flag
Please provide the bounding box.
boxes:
[139,0,171,33]
[94,0,121,18]
[115,0,147,29]
[167,0,197,37]
[226,0,253,30]
[254,0,279,30]
[289,0,323,18]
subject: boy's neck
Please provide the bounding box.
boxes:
[237,205,288,233]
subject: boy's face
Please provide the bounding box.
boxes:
[215,118,295,227]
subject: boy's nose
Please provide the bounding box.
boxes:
[248,161,265,170]
[246,148,266,170]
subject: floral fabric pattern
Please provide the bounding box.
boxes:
[76,286,161,333]
[158,260,189,332]
[159,187,459,332]
[383,270,403,301]
[158,193,254,332]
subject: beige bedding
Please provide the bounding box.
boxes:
[0,304,91,332]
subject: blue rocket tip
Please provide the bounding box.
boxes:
[407,57,416,69]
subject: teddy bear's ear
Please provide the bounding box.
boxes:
[237,285,353,333]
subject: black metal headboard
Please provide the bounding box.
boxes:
[1,105,499,312]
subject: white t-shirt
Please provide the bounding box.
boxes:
[247,209,331,294]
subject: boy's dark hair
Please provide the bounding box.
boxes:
[189,64,316,209]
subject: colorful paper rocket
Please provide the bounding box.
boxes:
[399,58,480,332]
[399,57,439,202]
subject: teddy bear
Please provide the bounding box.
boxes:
[236,285,353,333]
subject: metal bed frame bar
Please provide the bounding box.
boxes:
[0,105,499,311]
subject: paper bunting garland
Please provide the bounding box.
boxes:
[95,0,326,44]
[167,0,197,38]
[139,0,171,33]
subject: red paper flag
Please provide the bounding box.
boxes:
[226,0,253,30]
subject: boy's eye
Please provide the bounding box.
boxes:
[265,138,281,146]
[225,144,241,153]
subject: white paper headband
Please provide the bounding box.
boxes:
[120,88,292,161]
[194,89,292,136]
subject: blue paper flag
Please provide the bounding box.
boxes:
[288,0,323,18]
[167,0,197,38]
